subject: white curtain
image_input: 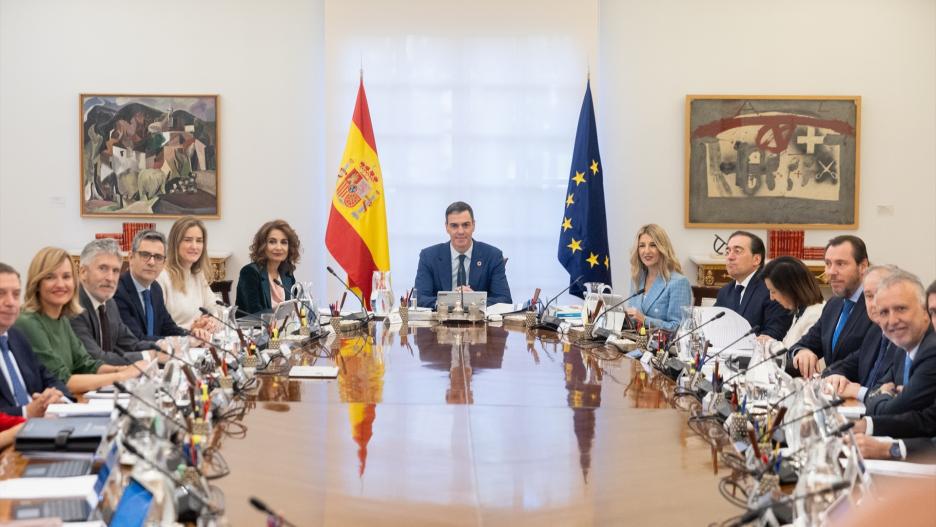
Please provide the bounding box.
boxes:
[324,0,600,306]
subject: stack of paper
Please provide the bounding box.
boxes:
[46,399,114,417]
[0,475,97,499]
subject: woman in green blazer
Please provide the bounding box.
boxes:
[236,220,300,314]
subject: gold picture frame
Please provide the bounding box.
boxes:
[80,93,220,218]
[685,95,860,229]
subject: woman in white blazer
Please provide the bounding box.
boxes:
[759,256,825,364]
[157,216,219,331]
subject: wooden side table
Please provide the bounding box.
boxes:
[689,255,826,287]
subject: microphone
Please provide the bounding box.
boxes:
[721,347,789,385]
[326,266,370,321]
[272,279,322,331]
[668,311,726,348]
[215,299,252,318]
[113,381,192,432]
[587,288,645,340]
[700,326,759,367]
[198,307,251,352]
[541,275,584,314]
[249,496,298,527]
[727,480,850,527]
[770,399,846,434]
[532,275,585,331]
[120,438,218,514]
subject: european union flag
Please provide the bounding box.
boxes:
[558,80,611,298]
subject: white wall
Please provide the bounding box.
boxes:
[0,0,326,293]
[1,0,934,302]
[599,0,936,283]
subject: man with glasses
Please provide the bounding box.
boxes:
[414,201,512,309]
[114,230,188,340]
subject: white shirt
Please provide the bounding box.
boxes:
[450,242,473,289]
[0,330,32,415]
[156,269,219,329]
[735,271,755,303]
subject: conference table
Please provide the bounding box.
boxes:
[213,321,741,525]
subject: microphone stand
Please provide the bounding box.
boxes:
[532,275,584,331]
[121,439,219,515]
[586,288,645,340]
[249,497,298,527]
[326,266,371,323]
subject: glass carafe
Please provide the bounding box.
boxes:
[370,271,394,316]
[580,282,611,323]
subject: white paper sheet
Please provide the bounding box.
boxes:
[46,399,114,417]
[0,475,97,499]
[694,306,755,356]
[289,366,339,379]
[838,403,866,419]
[864,459,936,477]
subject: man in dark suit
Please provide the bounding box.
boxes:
[823,265,898,401]
[114,230,187,340]
[863,272,936,417]
[414,201,512,308]
[0,263,70,417]
[714,231,792,341]
[852,273,936,461]
[71,239,163,365]
[790,235,873,377]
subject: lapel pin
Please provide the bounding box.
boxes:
[476,260,482,267]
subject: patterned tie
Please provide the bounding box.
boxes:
[98,304,112,352]
[456,254,467,288]
[0,335,30,406]
[903,353,912,386]
[830,299,854,352]
[142,289,155,337]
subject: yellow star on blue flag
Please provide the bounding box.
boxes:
[557,80,611,297]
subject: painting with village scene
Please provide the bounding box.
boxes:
[80,94,219,217]
[685,95,859,228]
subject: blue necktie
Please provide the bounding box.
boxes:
[903,353,912,386]
[830,299,854,352]
[456,254,467,287]
[142,289,155,337]
[734,284,745,309]
[864,339,891,387]
[0,335,30,407]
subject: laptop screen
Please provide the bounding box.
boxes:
[94,442,119,499]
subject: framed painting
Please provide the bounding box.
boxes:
[80,94,220,218]
[685,95,860,229]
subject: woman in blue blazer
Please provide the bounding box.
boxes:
[626,224,692,332]
[235,220,300,314]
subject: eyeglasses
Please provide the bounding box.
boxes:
[135,251,166,263]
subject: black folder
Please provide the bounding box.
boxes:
[14,416,111,453]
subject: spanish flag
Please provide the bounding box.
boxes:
[325,76,390,309]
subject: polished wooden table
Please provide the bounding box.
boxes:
[213,322,740,526]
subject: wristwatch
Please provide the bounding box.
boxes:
[889,441,902,460]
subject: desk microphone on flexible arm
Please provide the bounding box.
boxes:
[326,266,370,322]
[667,311,726,350]
[197,307,249,352]
[215,300,253,318]
[726,480,850,527]
[533,275,584,331]
[588,288,645,340]
[249,496,299,527]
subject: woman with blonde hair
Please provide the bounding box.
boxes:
[157,216,219,330]
[625,224,692,332]
[14,247,145,393]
